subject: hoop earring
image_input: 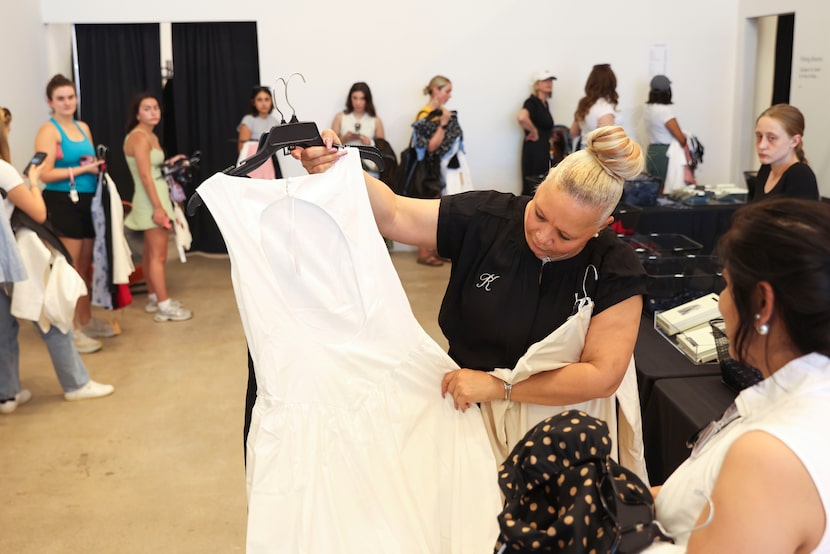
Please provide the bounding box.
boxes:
[755,313,769,336]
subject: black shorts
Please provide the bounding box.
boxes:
[42,190,96,239]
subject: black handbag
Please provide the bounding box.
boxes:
[396,112,446,199]
[395,146,417,195]
[397,147,441,199]
[10,208,74,265]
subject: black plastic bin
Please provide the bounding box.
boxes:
[621,233,703,258]
[612,202,642,232]
[641,255,725,313]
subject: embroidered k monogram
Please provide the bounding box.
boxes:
[476,273,501,291]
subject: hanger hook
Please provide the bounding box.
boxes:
[284,72,306,123]
[273,77,287,124]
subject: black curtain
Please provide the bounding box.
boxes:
[171,22,260,253]
[75,24,162,202]
[772,13,795,105]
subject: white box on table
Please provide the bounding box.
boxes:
[656,292,721,336]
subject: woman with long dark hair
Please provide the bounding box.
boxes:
[570,64,620,150]
[123,93,192,322]
[236,85,278,153]
[331,81,385,147]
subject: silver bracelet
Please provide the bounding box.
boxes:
[503,382,513,402]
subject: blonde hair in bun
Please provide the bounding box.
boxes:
[542,126,644,223]
[423,75,451,96]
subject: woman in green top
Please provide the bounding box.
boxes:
[123,93,192,322]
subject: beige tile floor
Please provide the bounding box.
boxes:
[0,245,450,553]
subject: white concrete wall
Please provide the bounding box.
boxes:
[13,0,826,195]
[2,2,51,170]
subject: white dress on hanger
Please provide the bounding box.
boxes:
[196,150,501,554]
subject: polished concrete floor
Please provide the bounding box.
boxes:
[1,245,451,553]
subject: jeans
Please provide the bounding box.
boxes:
[0,285,89,400]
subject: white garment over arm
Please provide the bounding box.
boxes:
[483,294,648,485]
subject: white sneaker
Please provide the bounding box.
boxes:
[64,380,115,401]
[0,389,32,414]
[145,298,181,313]
[80,317,116,338]
[74,330,103,354]
[153,301,193,322]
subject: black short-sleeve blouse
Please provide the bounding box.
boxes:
[436,191,646,371]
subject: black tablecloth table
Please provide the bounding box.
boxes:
[634,314,721,410]
[634,202,742,254]
[643,375,736,485]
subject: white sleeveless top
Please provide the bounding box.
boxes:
[340,112,377,145]
[196,150,501,554]
[655,352,830,550]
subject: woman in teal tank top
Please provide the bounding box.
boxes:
[34,74,111,351]
[123,93,192,323]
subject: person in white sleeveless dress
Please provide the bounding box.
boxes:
[197,149,500,553]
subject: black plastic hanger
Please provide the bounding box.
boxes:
[186,121,385,216]
[226,121,322,177]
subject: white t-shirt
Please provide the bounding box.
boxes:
[340,112,377,145]
[643,103,676,145]
[577,98,620,145]
[0,159,23,219]
[0,159,27,284]
[238,114,279,142]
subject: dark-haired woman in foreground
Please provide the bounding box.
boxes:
[650,198,830,552]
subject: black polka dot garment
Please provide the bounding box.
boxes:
[495,410,655,553]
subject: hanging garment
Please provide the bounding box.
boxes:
[91,172,134,309]
[663,139,689,194]
[11,228,87,333]
[91,170,112,309]
[172,203,192,263]
[237,141,276,180]
[442,139,474,196]
[105,173,134,286]
[482,273,648,484]
[196,150,501,554]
